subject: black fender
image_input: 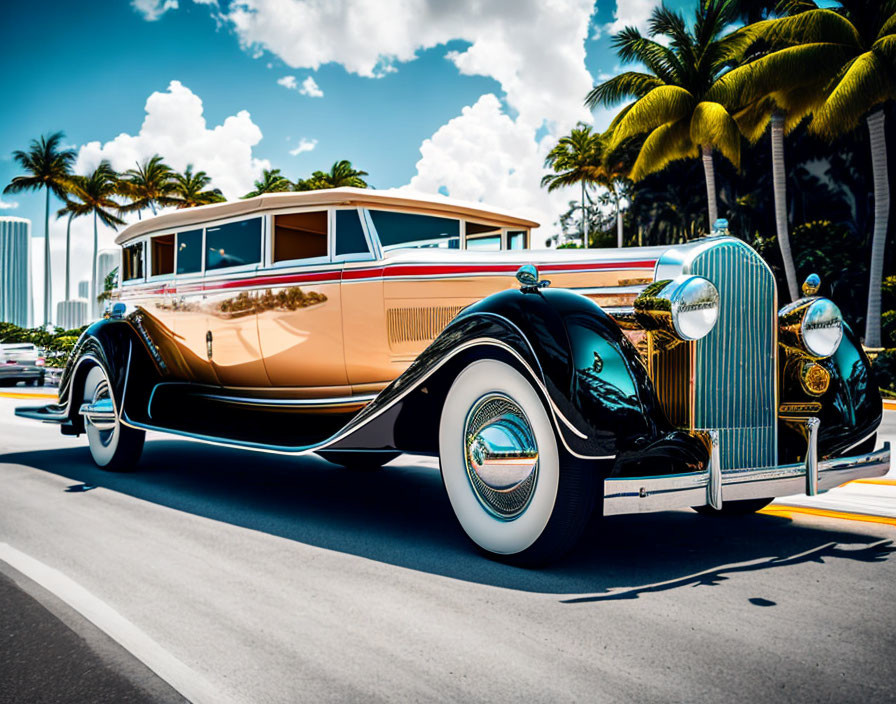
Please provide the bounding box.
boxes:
[19,314,164,433]
[329,287,707,477]
[779,323,883,460]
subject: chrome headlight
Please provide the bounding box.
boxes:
[634,276,720,342]
[801,298,843,357]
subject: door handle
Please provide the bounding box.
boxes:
[206,330,213,359]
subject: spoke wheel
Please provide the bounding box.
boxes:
[83,366,145,471]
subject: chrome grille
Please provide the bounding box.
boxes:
[690,241,777,470]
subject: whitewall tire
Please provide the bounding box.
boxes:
[83,366,145,471]
[439,359,595,565]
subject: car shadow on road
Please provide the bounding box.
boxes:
[3,439,892,597]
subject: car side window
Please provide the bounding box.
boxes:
[176,229,203,274]
[273,211,328,263]
[206,218,262,271]
[335,209,369,257]
[368,210,460,250]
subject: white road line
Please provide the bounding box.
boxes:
[0,542,237,704]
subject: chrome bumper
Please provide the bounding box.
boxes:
[603,431,890,517]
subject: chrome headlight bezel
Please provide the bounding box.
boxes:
[800,298,843,358]
[634,275,720,342]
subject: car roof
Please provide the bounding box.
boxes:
[115,187,540,245]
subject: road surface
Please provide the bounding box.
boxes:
[1,387,894,703]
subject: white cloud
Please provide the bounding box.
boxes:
[605,0,657,35]
[76,80,269,200]
[223,0,595,131]
[405,94,571,237]
[277,75,298,90]
[277,74,323,98]
[0,197,18,210]
[289,137,317,156]
[299,76,323,98]
[131,0,179,21]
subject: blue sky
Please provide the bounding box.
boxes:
[0,0,690,318]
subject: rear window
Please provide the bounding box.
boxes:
[206,218,262,271]
[122,243,144,281]
[369,210,459,250]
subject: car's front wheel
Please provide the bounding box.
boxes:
[82,365,145,471]
[438,359,595,566]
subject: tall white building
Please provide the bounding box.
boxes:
[92,249,118,318]
[0,217,32,327]
[78,280,89,299]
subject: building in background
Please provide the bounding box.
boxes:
[78,280,89,299]
[56,299,87,330]
[0,216,32,327]
[93,250,118,317]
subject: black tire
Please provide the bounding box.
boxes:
[82,366,145,472]
[37,374,45,387]
[438,359,596,567]
[693,497,774,516]
[318,450,401,470]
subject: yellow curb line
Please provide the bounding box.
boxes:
[760,505,896,527]
[883,399,896,410]
[851,478,896,486]
[0,392,57,400]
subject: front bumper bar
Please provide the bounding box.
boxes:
[603,430,890,517]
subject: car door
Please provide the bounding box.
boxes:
[202,217,269,388]
[255,209,348,390]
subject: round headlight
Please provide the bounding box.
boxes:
[801,298,842,357]
[669,276,720,341]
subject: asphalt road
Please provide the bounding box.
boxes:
[1,389,894,703]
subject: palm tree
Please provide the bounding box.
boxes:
[295,160,369,190]
[56,190,90,302]
[68,162,125,317]
[169,165,225,208]
[118,155,176,219]
[243,168,293,198]
[4,132,76,326]
[542,125,605,247]
[723,1,895,343]
[586,0,751,231]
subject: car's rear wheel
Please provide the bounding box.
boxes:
[317,450,401,470]
[693,497,773,516]
[82,366,145,471]
[438,359,595,566]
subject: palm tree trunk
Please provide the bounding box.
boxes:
[771,112,799,302]
[43,188,51,328]
[64,213,72,301]
[701,145,719,232]
[615,192,623,247]
[91,212,99,320]
[581,181,589,248]
[864,109,890,348]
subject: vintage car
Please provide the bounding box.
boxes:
[17,188,889,564]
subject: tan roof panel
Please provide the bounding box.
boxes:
[114,187,540,245]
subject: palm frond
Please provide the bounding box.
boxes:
[610,86,696,148]
[762,8,862,48]
[811,50,896,136]
[689,101,742,168]
[585,72,664,108]
[629,121,697,181]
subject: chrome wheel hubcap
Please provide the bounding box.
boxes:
[463,394,539,520]
[87,377,117,444]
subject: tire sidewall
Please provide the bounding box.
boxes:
[439,359,560,556]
